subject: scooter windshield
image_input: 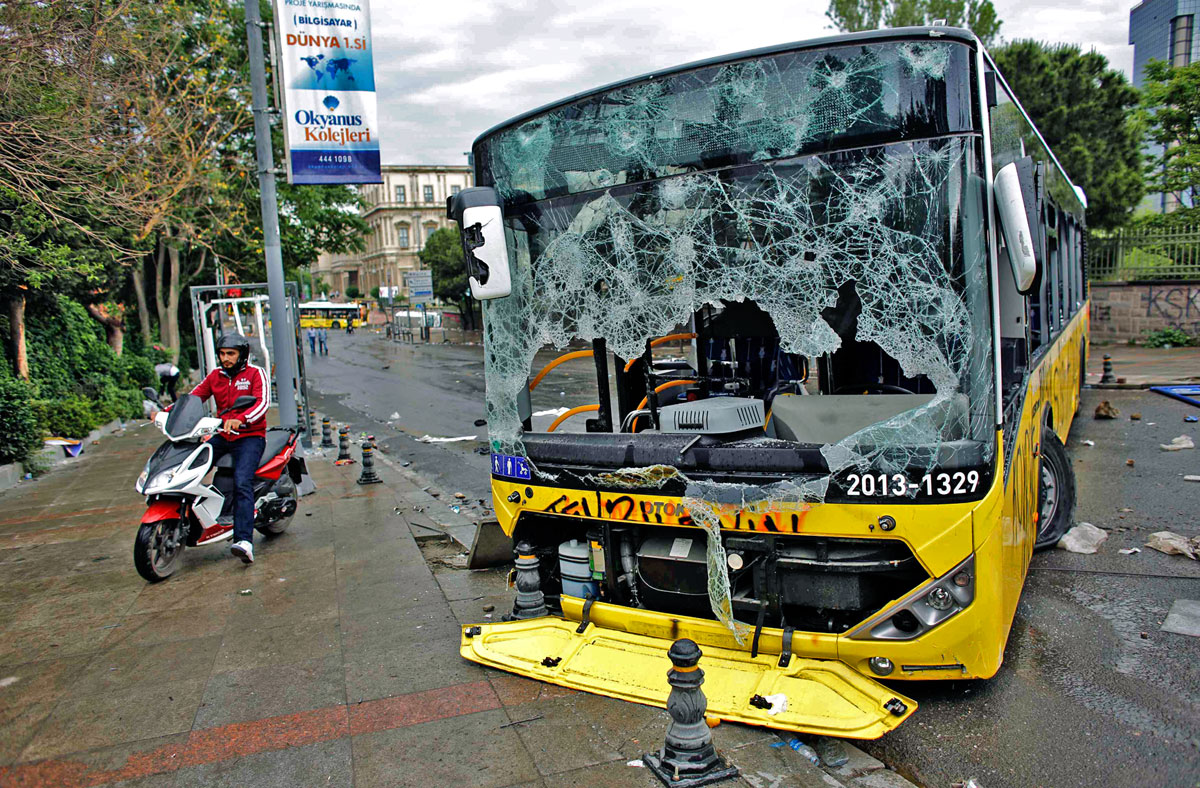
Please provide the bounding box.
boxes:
[164,394,207,439]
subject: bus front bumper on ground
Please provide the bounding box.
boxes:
[460,596,916,740]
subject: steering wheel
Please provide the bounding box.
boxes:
[833,382,916,395]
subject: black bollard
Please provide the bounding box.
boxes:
[308,410,316,438]
[643,639,739,787]
[504,541,547,620]
[357,439,382,484]
[336,426,353,463]
[320,417,335,448]
[1099,353,1115,384]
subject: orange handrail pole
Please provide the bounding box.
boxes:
[547,404,600,432]
[622,333,698,372]
[631,379,697,432]
[529,350,593,391]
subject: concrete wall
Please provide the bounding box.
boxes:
[1089,280,1200,342]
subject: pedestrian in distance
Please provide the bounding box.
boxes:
[307,326,317,354]
[155,361,181,403]
[175,333,269,564]
[318,326,328,355]
[345,319,355,335]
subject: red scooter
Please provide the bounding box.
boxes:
[133,389,311,581]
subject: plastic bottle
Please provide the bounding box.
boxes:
[786,738,820,766]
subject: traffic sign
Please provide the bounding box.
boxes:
[404,271,433,303]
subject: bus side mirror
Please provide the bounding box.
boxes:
[994,159,1039,295]
[448,187,512,300]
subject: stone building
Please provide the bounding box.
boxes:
[314,164,473,298]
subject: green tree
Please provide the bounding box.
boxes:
[826,0,1001,46]
[991,41,1144,230]
[1140,59,1200,216]
[419,228,476,331]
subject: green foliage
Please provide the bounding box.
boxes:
[1142,327,1199,348]
[1141,60,1200,210]
[0,378,42,466]
[421,228,469,303]
[991,41,1144,230]
[826,0,1001,46]
[40,396,97,439]
[370,285,381,300]
[345,286,362,299]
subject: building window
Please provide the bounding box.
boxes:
[394,185,406,203]
[397,225,409,248]
[1170,15,1194,67]
[424,224,437,242]
[423,185,434,203]
[451,185,461,195]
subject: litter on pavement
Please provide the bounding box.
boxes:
[1161,599,1200,638]
[1119,548,1141,555]
[1094,401,1119,419]
[1057,523,1108,554]
[1160,435,1196,451]
[1145,531,1200,559]
[417,434,477,443]
[1151,385,1200,408]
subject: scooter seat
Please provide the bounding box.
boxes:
[212,428,296,470]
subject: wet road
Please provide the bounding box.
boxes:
[307,331,1200,788]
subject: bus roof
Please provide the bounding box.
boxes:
[473,26,981,148]
[299,301,360,309]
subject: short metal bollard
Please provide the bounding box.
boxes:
[357,439,382,484]
[1099,353,1115,384]
[320,417,335,448]
[643,639,739,787]
[504,540,547,620]
[308,410,316,438]
[335,426,353,462]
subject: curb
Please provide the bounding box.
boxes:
[0,417,129,495]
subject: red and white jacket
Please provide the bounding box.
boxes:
[189,363,270,440]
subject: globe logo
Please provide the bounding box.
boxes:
[323,96,340,111]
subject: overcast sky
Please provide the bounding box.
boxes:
[369,0,1138,165]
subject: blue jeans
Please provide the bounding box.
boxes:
[308,335,316,353]
[209,434,265,543]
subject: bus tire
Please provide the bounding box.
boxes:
[1034,430,1076,551]
[332,320,341,329]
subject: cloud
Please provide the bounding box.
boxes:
[367,0,1136,164]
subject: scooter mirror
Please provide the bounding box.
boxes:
[219,395,257,416]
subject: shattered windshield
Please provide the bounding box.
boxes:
[474,37,993,638]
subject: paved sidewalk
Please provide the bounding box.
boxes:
[1086,342,1200,386]
[0,422,916,788]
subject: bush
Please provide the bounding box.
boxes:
[118,354,155,388]
[1143,327,1199,348]
[41,396,99,439]
[0,378,43,466]
[345,286,361,299]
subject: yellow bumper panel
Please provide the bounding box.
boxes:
[461,617,916,739]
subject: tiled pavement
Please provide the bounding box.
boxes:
[0,423,909,788]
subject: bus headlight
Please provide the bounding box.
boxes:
[846,554,975,641]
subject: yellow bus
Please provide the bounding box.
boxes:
[298,301,364,329]
[455,26,1088,739]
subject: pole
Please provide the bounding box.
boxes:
[244,0,297,428]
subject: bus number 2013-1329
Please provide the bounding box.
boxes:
[845,471,980,497]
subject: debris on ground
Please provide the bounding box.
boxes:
[952,780,984,788]
[239,589,253,596]
[454,492,466,499]
[417,434,477,443]
[1186,416,1199,423]
[1130,413,1141,420]
[783,738,820,765]
[1080,439,1095,446]
[1119,548,1141,555]
[1126,459,1136,467]
[627,760,644,768]
[813,737,850,767]
[388,412,400,420]
[1145,531,1199,559]
[1161,599,1200,638]
[1160,435,1196,451]
[1094,401,1119,419]
[482,604,495,613]
[1185,475,1200,482]
[1056,523,1108,554]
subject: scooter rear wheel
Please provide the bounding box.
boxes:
[256,514,293,536]
[134,519,186,582]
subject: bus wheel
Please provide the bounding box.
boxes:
[1034,430,1076,550]
[332,321,341,329]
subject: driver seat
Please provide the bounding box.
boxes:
[213,427,297,471]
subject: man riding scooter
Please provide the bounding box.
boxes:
[174,333,270,564]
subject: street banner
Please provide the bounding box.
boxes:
[272,0,382,184]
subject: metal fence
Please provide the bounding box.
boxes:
[1088,224,1200,281]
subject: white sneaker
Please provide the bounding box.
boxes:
[231,540,254,564]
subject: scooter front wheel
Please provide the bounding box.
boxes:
[134,519,186,582]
